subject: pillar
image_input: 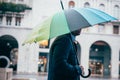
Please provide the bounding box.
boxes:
[111,46,119,78]
[11,16,15,26]
[17,43,39,74]
[79,39,90,76]
[27,43,39,74]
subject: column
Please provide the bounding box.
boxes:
[11,16,15,27]
[80,40,90,76]
[17,44,29,73]
[27,43,39,74]
[111,46,119,78]
[17,43,39,74]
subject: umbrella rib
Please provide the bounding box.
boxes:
[86,8,114,23]
[75,8,107,25]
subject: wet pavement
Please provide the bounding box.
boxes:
[12,74,120,80]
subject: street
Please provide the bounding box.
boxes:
[13,74,120,80]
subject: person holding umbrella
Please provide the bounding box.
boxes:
[48,29,87,80]
[22,6,117,80]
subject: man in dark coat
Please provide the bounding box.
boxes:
[48,29,84,80]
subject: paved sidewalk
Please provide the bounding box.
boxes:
[12,74,120,80]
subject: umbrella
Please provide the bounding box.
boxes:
[23,7,117,44]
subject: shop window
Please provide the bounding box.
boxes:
[6,16,12,25]
[68,1,75,8]
[113,25,119,34]
[15,17,21,26]
[38,52,48,72]
[89,59,103,76]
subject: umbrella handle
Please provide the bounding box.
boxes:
[80,69,91,78]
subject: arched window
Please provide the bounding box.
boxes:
[84,2,90,8]
[68,1,75,8]
[99,4,105,11]
[114,5,119,19]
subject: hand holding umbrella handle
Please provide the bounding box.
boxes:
[80,69,91,78]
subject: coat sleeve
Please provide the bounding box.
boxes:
[52,37,82,77]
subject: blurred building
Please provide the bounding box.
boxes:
[0,0,120,79]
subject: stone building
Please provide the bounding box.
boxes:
[0,0,120,79]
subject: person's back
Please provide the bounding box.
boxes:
[48,34,82,80]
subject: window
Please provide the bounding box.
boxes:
[6,16,12,25]
[38,52,48,72]
[68,1,75,8]
[114,5,119,18]
[84,2,90,8]
[98,24,105,33]
[113,25,119,34]
[99,4,105,11]
[15,17,21,26]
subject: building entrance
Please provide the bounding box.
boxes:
[0,35,18,72]
[89,41,111,77]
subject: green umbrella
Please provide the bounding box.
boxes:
[23,7,117,45]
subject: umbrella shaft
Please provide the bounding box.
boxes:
[60,0,64,10]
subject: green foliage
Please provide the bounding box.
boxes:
[0,2,32,13]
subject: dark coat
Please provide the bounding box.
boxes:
[48,34,82,80]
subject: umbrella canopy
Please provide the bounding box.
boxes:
[23,7,117,44]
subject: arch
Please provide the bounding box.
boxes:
[89,40,111,77]
[90,40,111,51]
[68,0,75,8]
[115,5,119,8]
[0,35,18,71]
[84,2,90,8]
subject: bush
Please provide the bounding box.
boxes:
[0,2,32,13]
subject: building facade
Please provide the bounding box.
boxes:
[0,0,120,79]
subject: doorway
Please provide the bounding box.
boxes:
[89,41,111,77]
[0,35,18,72]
